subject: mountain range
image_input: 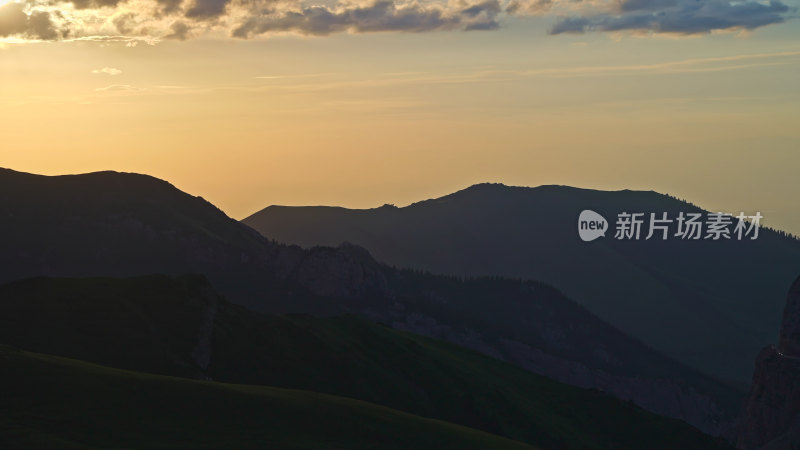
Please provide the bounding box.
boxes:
[0,168,742,435]
[244,183,800,387]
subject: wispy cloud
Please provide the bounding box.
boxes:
[92,67,123,75]
[253,73,337,80]
[237,50,800,92]
[95,84,143,92]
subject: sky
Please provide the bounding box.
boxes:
[1,0,799,233]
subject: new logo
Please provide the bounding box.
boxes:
[578,210,608,242]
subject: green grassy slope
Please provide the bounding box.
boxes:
[214,312,734,450]
[0,275,733,450]
[0,345,537,450]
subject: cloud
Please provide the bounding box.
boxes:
[92,66,123,75]
[0,0,792,42]
[505,0,552,15]
[157,0,184,15]
[95,84,142,91]
[70,35,160,45]
[68,0,126,9]
[164,20,191,39]
[184,0,229,19]
[543,0,790,35]
[0,2,62,40]
[231,0,501,38]
[112,12,136,34]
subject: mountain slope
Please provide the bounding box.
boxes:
[0,345,537,450]
[244,183,800,385]
[0,275,733,450]
[0,168,741,435]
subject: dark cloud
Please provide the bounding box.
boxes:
[69,0,126,9]
[505,0,552,15]
[157,0,184,15]
[548,16,589,34]
[185,0,228,19]
[548,0,789,35]
[27,10,59,39]
[0,2,61,40]
[164,20,191,39]
[232,0,500,38]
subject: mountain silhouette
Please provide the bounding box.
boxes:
[244,182,800,386]
[0,168,741,434]
[0,274,733,450]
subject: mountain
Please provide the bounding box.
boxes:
[243,183,800,386]
[0,167,287,312]
[0,274,733,450]
[0,345,537,450]
[0,168,741,435]
[738,275,800,450]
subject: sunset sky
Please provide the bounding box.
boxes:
[1,0,799,232]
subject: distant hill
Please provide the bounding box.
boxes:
[244,183,800,386]
[0,168,741,434]
[0,345,538,450]
[0,275,733,450]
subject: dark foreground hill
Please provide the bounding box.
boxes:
[0,346,537,450]
[0,275,733,450]
[0,168,741,435]
[244,183,800,386]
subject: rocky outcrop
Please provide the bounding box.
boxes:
[285,243,391,299]
[738,276,800,449]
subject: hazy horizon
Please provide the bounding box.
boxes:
[4,165,800,237]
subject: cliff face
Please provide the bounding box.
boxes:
[738,276,800,449]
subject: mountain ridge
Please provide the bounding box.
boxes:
[0,167,743,436]
[244,182,800,387]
